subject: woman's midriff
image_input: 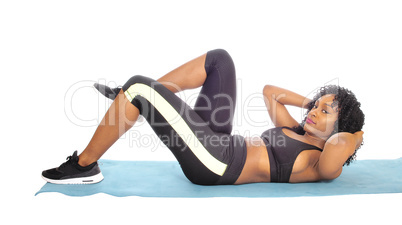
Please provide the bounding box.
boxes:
[234,137,271,184]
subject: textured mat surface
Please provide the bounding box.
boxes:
[36,158,402,197]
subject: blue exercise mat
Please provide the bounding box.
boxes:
[36,158,402,197]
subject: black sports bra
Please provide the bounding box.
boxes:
[261,127,323,183]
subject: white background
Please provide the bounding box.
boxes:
[1,0,401,224]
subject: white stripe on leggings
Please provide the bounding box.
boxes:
[124,83,227,176]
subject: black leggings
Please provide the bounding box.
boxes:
[122,49,247,185]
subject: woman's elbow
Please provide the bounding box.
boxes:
[318,167,342,181]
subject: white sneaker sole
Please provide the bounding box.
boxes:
[42,173,104,184]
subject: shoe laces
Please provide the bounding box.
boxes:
[60,155,77,169]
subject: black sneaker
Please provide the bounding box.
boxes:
[94,83,122,100]
[42,151,104,184]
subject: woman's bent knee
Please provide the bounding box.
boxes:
[207,49,232,63]
[122,75,150,91]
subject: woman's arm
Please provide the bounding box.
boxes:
[263,85,312,128]
[317,131,364,180]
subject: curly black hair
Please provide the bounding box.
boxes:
[292,85,365,166]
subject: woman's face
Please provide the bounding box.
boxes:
[303,94,339,140]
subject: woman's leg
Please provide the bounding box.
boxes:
[78,53,208,167]
[114,50,243,185]
[43,49,245,185]
[193,49,237,134]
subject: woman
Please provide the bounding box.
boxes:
[42,49,365,185]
